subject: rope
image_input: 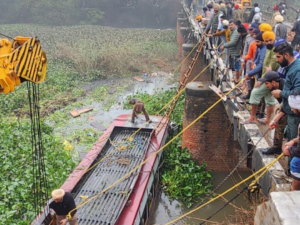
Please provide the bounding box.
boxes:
[165,153,283,225]
[155,51,223,116]
[27,82,49,216]
[0,32,15,40]
[117,39,213,145]
[199,186,249,225]
[66,78,243,219]
[192,128,270,210]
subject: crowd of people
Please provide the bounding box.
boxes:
[196,1,300,191]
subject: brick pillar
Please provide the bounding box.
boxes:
[182,81,244,171]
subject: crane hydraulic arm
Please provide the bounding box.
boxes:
[0,36,47,94]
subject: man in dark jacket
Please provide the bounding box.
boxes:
[291,18,300,48]
[50,189,78,225]
[225,2,232,20]
[249,3,259,23]
[271,42,300,176]
[283,91,300,190]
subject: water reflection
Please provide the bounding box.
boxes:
[151,171,252,225]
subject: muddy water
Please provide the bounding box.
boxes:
[150,171,253,225]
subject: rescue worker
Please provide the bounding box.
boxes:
[49,189,78,225]
[129,99,151,123]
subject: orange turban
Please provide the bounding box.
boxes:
[259,23,272,32]
[196,15,202,21]
[262,31,276,41]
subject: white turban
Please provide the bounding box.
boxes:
[288,95,300,110]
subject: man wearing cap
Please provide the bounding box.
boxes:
[258,71,287,155]
[283,91,300,190]
[274,15,287,40]
[129,99,150,123]
[50,189,78,225]
[271,42,300,175]
[233,4,242,22]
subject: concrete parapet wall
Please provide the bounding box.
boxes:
[180,2,297,225]
[180,0,292,194]
[254,191,300,225]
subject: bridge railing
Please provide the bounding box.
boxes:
[180,1,291,195]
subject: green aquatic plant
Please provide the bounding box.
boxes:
[0,118,76,224]
[162,139,213,208]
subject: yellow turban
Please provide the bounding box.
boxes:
[196,15,202,21]
[259,23,272,32]
[262,31,276,41]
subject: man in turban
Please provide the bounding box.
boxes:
[242,30,279,125]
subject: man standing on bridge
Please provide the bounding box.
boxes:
[220,20,243,84]
[271,42,300,176]
[283,91,300,190]
[258,71,286,155]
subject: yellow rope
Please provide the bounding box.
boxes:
[164,153,284,225]
[105,46,225,158]
[156,49,224,116]
[66,78,244,219]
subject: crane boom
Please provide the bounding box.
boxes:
[0,36,47,94]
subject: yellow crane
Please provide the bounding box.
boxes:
[0,36,47,93]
